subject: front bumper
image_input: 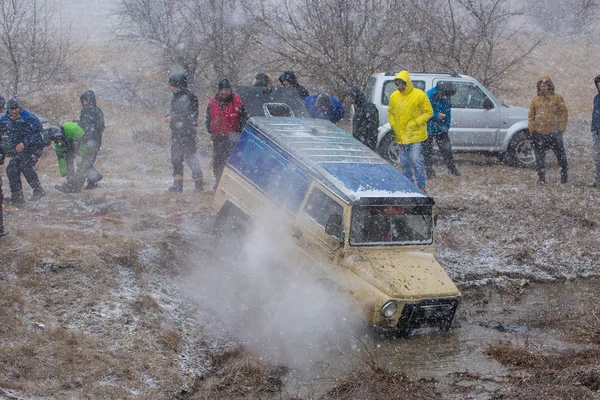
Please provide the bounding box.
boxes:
[395,297,460,334]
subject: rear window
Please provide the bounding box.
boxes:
[382,80,426,106]
[350,205,433,246]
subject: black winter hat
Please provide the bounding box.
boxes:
[218,78,231,90]
[6,98,20,109]
[594,75,600,85]
[347,86,364,101]
[437,81,457,96]
[316,93,332,110]
[253,72,272,87]
[0,96,5,109]
[279,70,298,86]
[169,72,187,89]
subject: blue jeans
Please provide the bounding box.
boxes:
[398,142,427,188]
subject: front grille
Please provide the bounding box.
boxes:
[396,298,460,333]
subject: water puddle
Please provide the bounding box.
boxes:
[282,278,599,395]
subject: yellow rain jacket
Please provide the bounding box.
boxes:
[388,71,433,145]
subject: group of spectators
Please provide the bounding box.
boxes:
[165,69,380,192]
[387,70,599,191]
[0,91,104,237]
[149,68,600,197]
[2,68,600,237]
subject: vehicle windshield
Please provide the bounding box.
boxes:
[350,205,433,246]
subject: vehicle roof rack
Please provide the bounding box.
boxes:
[383,71,461,78]
[412,71,461,78]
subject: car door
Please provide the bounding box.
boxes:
[440,80,502,150]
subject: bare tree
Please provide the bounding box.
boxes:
[114,0,255,93]
[403,0,542,90]
[247,0,411,97]
[0,0,73,97]
[522,0,600,34]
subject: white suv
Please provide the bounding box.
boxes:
[365,72,533,167]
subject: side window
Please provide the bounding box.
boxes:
[365,77,377,103]
[412,80,426,91]
[382,80,397,106]
[449,82,490,109]
[229,129,311,212]
[303,188,344,238]
[382,80,427,106]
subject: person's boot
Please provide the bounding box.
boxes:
[560,170,568,184]
[537,171,546,185]
[449,165,461,176]
[5,193,25,205]
[54,181,81,193]
[28,187,46,201]
[85,170,103,189]
[168,175,183,192]
[194,180,204,192]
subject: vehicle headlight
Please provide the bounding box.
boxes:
[380,301,397,318]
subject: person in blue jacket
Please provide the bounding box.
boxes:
[0,98,46,203]
[304,92,345,123]
[422,82,460,178]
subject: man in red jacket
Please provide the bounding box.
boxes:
[205,78,248,190]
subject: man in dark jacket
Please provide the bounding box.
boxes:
[205,78,248,190]
[591,75,600,187]
[78,90,105,189]
[423,82,460,178]
[165,72,204,192]
[0,98,46,203]
[347,86,379,151]
[278,70,310,100]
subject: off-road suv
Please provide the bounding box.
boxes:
[365,72,533,167]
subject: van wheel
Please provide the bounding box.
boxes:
[214,206,248,254]
[378,131,400,164]
[505,131,536,168]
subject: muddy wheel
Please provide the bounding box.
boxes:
[505,131,536,168]
[213,205,248,254]
[377,130,400,164]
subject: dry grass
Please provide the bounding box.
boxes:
[484,341,600,399]
[187,348,287,399]
[322,345,436,400]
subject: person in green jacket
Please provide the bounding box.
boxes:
[49,122,95,193]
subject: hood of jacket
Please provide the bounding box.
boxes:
[536,75,555,95]
[347,85,366,105]
[80,90,97,107]
[394,71,414,95]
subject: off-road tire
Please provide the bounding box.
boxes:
[378,130,400,164]
[504,130,536,168]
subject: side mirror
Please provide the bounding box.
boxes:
[483,98,494,110]
[325,214,343,240]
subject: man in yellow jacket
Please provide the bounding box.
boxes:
[528,75,569,184]
[388,71,433,191]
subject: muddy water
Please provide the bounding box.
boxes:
[283,278,599,395]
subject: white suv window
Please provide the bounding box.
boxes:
[445,81,491,109]
[382,80,426,106]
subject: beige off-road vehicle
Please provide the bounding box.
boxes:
[212,110,460,335]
